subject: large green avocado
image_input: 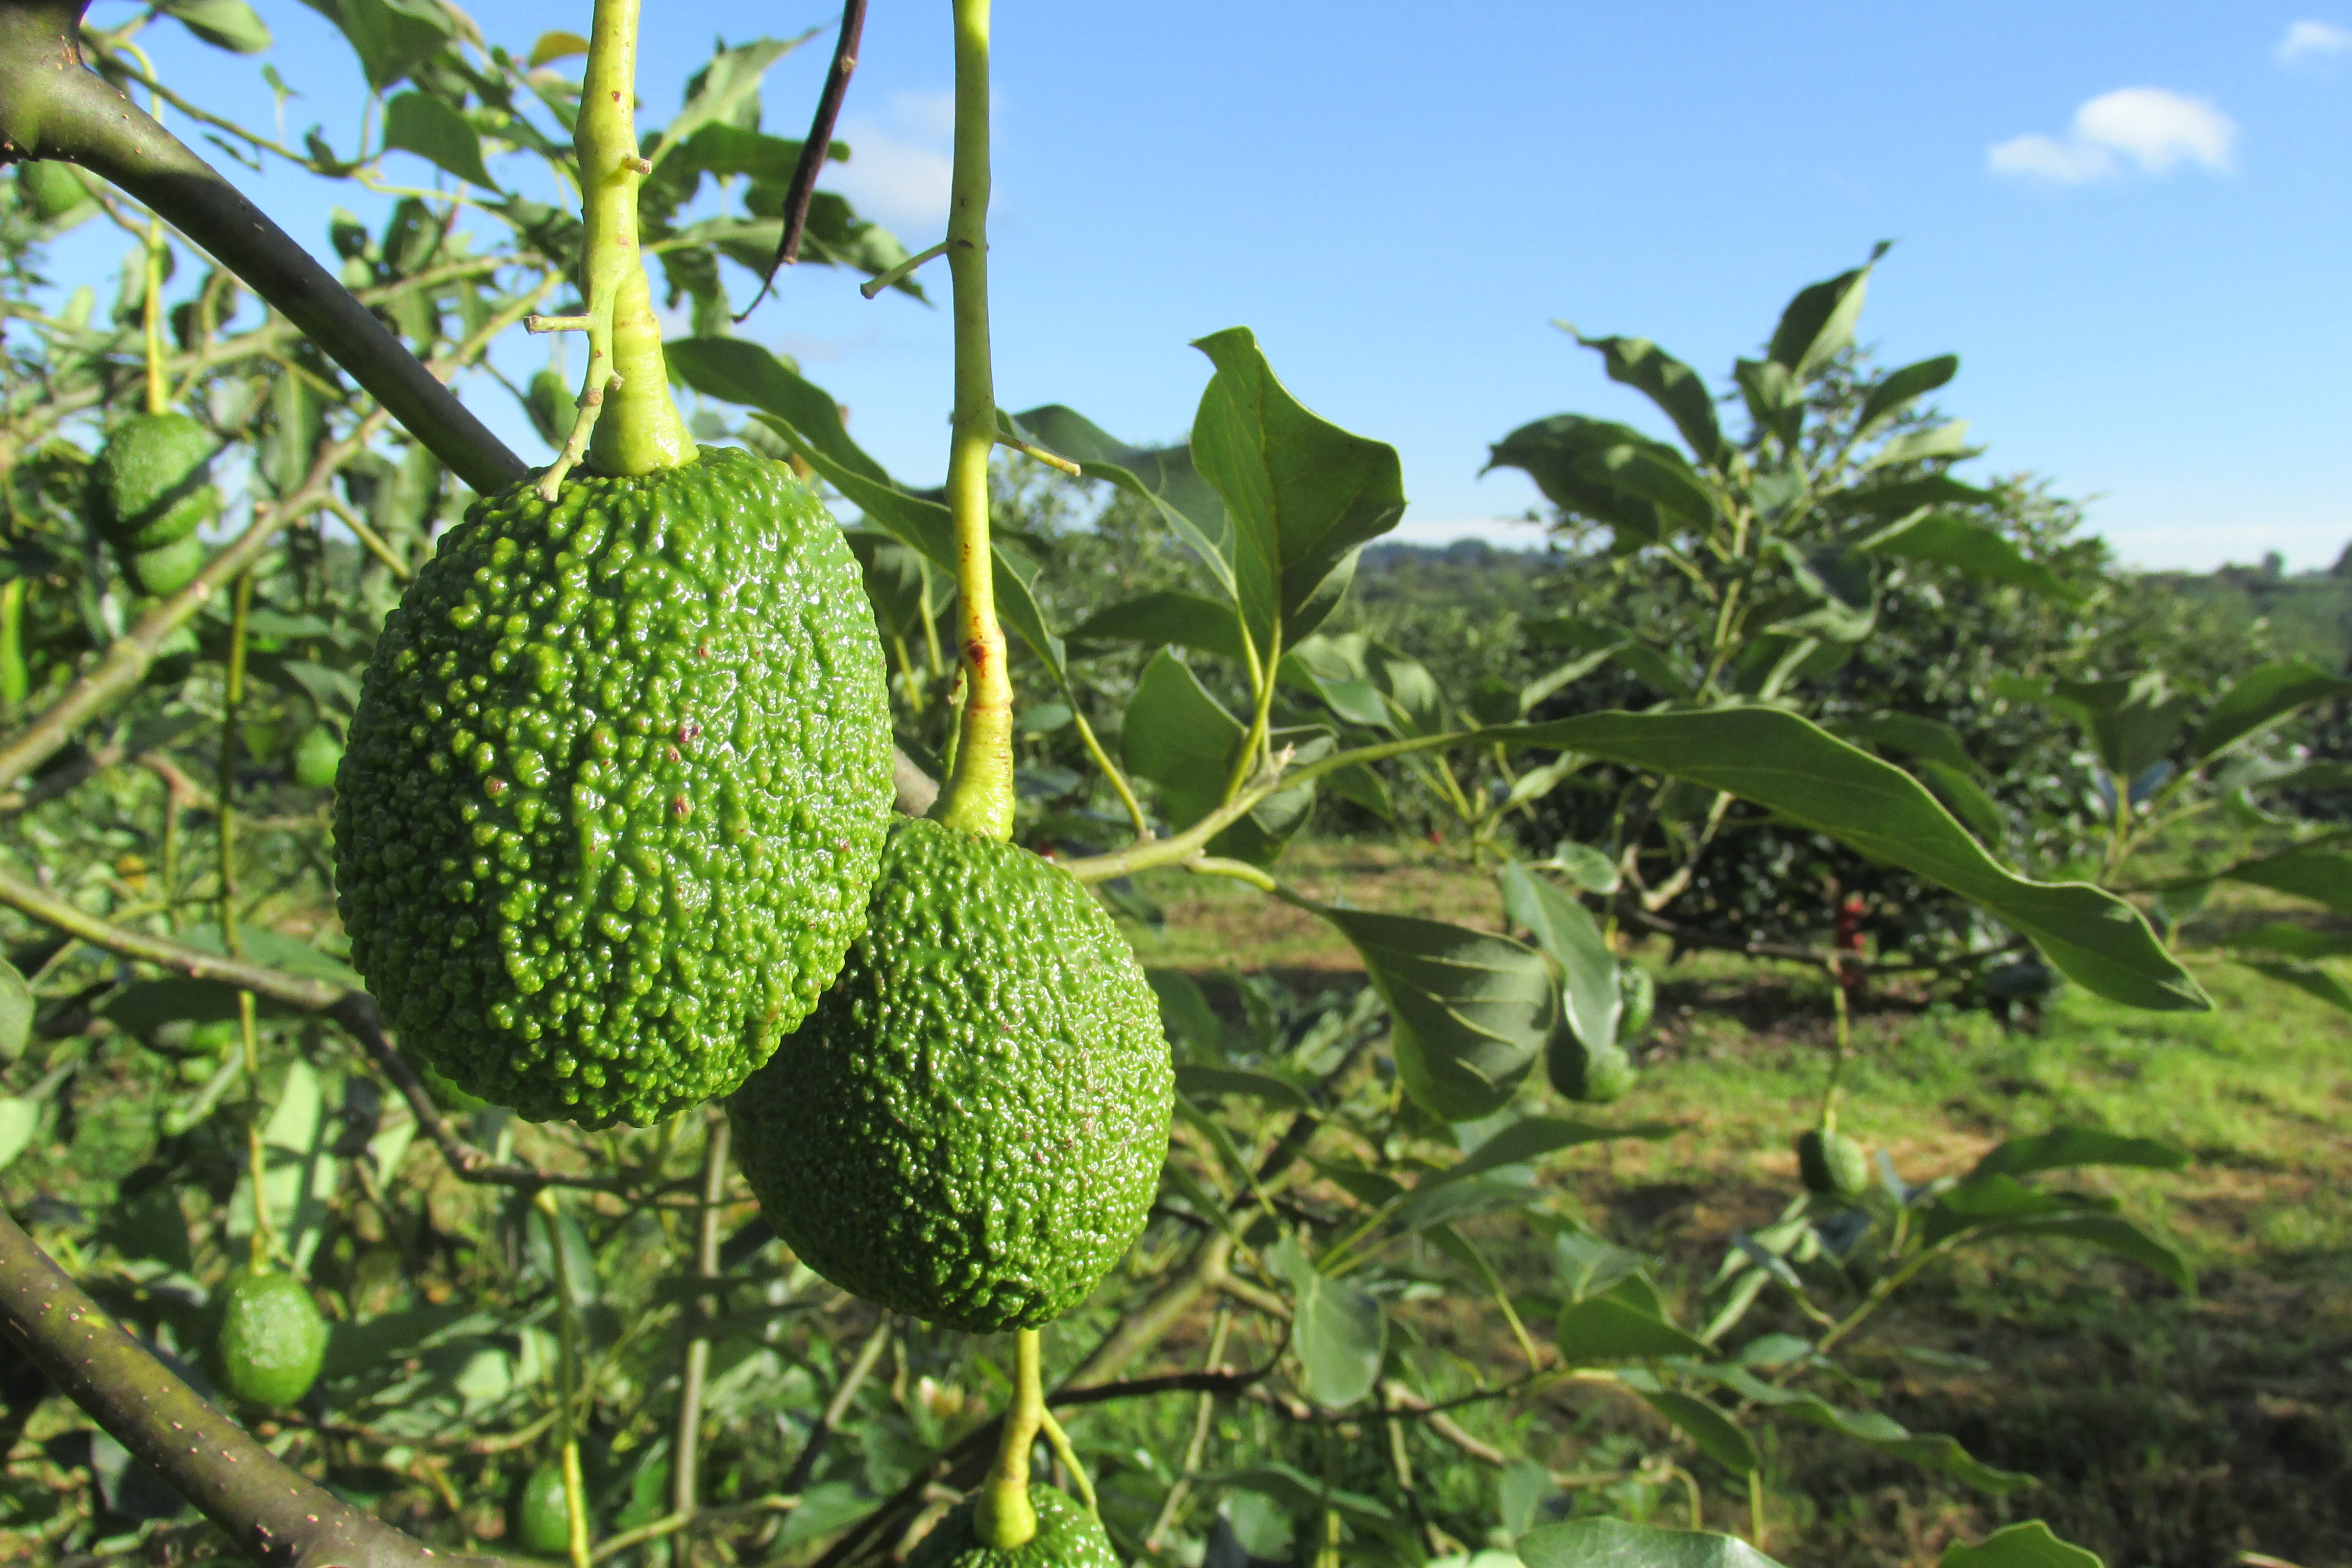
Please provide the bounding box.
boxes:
[731,818,1173,1331]
[906,1485,1119,1568]
[89,411,218,551]
[335,448,893,1126]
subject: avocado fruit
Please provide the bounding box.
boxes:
[731,817,1173,1332]
[906,1484,1118,1568]
[89,412,218,551]
[334,448,893,1126]
[512,1461,572,1557]
[125,534,207,596]
[213,1267,327,1408]
[291,723,344,789]
[1796,1128,1871,1197]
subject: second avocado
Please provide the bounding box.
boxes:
[732,818,1173,1332]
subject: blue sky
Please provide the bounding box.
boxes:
[48,2,2352,570]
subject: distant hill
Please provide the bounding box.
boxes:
[2143,550,2352,670]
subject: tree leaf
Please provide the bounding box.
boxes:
[1483,708,2207,1011]
[1420,1114,1675,1197]
[1188,328,1406,657]
[1173,1064,1312,1110]
[2191,659,2352,763]
[1066,590,1244,659]
[382,92,497,190]
[1867,421,1976,469]
[1010,405,1233,596]
[1942,1522,2105,1568]
[2223,847,2352,915]
[1955,1214,2194,1292]
[1499,863,1620,1054]
[1555,1296,1711,1363]
[1564,331,1727,467]
[1522,1517,1788,1568]
[526,29,589,65]
[1485,415,1679,550]
[1640,1388,1759,1474]
[1767,242,1890,381]
[160,0,272,53]
[1864,514,2081,603]
[329,0,451,91]
[0,957,31,1062]
[655,37,811,167]
[1269,1236,1385,1409]
[1710,1367,2032,1492]
[1968,1128,2188,1181]
[1306,904,1555,1122]
[1121,651,1325,862]
[2226,922,2352,962]
[1857,353,1960,435]
[2239,960,2352,1016]
[0,1098,39,1173]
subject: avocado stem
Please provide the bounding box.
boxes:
[930,0,1016,842]
[544,0,692,496]
[974,1327,1042,1549]
[217,570,272,1272]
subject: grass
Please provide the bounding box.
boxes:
[1123,841,2352,1568]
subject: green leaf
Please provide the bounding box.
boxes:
[1577,443,1719,527]
[0,1098,38,1173]
[655,37,811,167]
[1146,968,1221,1056]
[382,92,498,190]
[1188,327,1406,655]
[1010,405,1233,594]
[1307,904,1556,1122]
[226,1060,339,1272]
[2223,847,2352,915]
[1174,1064,1312,1110]
[1541,839,1623,895]
[1522,1518,1788,1568]
[2239,960,2352,1016]
[1710,1367,2032,1492]
[1827,471,1995,520]
[1556,1296,1711,1363]
[2226,922,2352,961]
[1424,1114,1674,1196]
[1484,708,2207,1011]
[2191,659,2352,762]
[1856,353,1961,434]
[1942,1522,2104,1568]
[1867,421,1976,469]
[526,30,589,66]
[1499,863,1620,1054]
[1640,1388,1759,1474]
[1066,590,1244,659]
[1767,242,1891,381]
[160,0,272,53]
[1957,1214,2194,1292]
[1969,1128,2189,1181]
[1865,515,2082,603]
[1269,1236,1386,1409]
[2043,674,2193,783]
[329,0,451,91]
[0,958,32,1062]
[1835,714,1981,775]
[1564,330,1727,467]
[1121,651,1325,862]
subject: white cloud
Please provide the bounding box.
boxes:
[1988,87,2238,186]
[2274,19,2352,64]
[824,91,955,233]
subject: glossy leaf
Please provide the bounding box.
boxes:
[1120,652,1327,861]
[1640,1388,1759,1474]
[1010,405,1233,595]
[330,0,451,91]
[1309,904,1555,1122]
[1767,242,1890,381]
[1522,1518,1787,1568]
[1484,708,2207,1011]
[1943,1522,2104,1568]
[1857,353,1961,434]
[1066,590,1244,659]
[1556,1296,1710,1363]
[1710,1367,2032,1492]
[382,92,498,190]
[1865,514,2082,603]
[1565,330,1727,466]
[656,36,810,165]
[1969,1128,2188,1181]
[1189,328,1406,655]
[1270,1236,1385,1409]
[1499,863,1620,1053]
[2191,659,2352,762]
[2223,847,2352,915]
[161,0,272,53]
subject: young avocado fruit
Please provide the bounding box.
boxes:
[16,161,95,224]
[512,1460,572,1557]
[291,723,344,790]
[335,448,892,1126]
[214,1266,327,1408]
[731,817,1174,1332]
[906,1484,1118,1568]
[125,533,207,596]
[89,412,218,551]
[1796,1128,1872,1196]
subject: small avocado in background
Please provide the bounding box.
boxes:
[213,1266,327,1408]
[89,413,218,552]
[731,817,1173,1333]
[512,1461,572,1558]
[16,161,95,226]
[905,1484,1119,1568]
[291,724,344,790]
[124,533,207,597]
[1796,1128,1872,1197]
[1616,965,1656,1043]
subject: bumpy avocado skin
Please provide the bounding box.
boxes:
[731,818,1174,1332]
[215,1269,328,1408]
[335,448,892,1126]
[906,1485,1120,1568]
[90,412,217,550]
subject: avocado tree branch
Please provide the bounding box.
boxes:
[0,0,528,494]
[1058,758,1291,884]
[0,1204,510,1568]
